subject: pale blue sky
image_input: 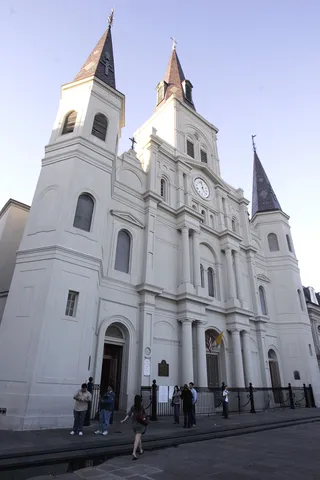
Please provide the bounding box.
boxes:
[0,0,319,288]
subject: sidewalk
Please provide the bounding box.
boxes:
[1,408,320,471]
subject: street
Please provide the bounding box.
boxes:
[71,422,320,480]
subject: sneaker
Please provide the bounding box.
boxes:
[102,431,108,436]
[94,430,102,435]
[78,432,83,436]
[70,431,75,435]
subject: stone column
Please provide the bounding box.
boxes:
[256,323,270,387]
[196,322,208,387]
[225,247,237,299]
[181,319,194,384]
[242,330,254,386]
[231,329,245,387]
[181,227,191,284]
[233,250,244,304]
[193,230,201,288]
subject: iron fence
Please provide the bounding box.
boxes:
[140,382,316,419]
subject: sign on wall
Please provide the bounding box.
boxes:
[158,360,169,377]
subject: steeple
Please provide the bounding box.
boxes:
[156,40,195,110]
[74,9,116,89]
[251,136,282,218]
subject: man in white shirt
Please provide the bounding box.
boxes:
[223,385,229,419]
[189,382,197,426]
[70,383,92,436]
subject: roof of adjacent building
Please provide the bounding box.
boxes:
[157,47,195,110]
[74,13,116,89]
[303,286,320,306]
[252,150,282,218]
[0,199,30,219]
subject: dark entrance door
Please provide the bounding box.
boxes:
[269,359,282,404]
[100,343,123,410]
[206,354,220,387]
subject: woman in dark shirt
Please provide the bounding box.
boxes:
[121,394,147,460]
[180,384,193,428]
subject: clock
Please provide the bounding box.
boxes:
[194,177,210,198]
[145,347,151,356]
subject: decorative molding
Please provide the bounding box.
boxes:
[110,210,144,229]
[257,274,271,283]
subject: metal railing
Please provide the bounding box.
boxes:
[140,381,316,419]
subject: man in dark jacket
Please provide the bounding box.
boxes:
[180,384,193,428]
[94,384,115,436]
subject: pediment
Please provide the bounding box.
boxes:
[180,157,228,189]
[257,274,271,283]
[110,210,144,229]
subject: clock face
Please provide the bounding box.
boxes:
[194,177,210,198]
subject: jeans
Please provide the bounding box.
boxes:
[84,402,92,426]
[192,404,196,425]
[73,410,86,433]
[184,411,193,428]
[98,409,112,432]
[173,403,180,424]
[223,401,229,418]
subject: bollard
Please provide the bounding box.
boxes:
[151,379,158,421]
[303,383,310,408]
[249,383,256,413]
[288,383,295,409]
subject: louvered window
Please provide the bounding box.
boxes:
[62,111,77,135]
[187,140,194,158]
[208,268,215,297]
[201,150,207,163]
[91,113,108,141]
[185,83,192,102]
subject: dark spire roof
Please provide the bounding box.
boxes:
[251,136,282,217]
[74,9,116,89]
[157,44,195,110]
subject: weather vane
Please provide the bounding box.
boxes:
[251,134,257,153]
[108,7,115,26]
[170,36,177,50]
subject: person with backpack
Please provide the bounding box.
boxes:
[121,394,148,460]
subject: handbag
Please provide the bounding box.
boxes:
[136,409,149,426]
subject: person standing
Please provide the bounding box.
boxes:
[171,385,181,424]
[223,385,229,419]
[121,394,148,460]
[84,377,94,426]
[70,383,92,436]
[189,382,197,426]
[180,384,193,428]
[95,384,115,436]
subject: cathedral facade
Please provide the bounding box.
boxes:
[0,18,319,430]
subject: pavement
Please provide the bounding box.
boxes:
[25,422,320,480]
[0,408,320,477]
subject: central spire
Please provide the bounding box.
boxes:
[251,136,282,218]
[74,8,116,89]
[156,42,195,110]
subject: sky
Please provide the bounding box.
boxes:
[0,0,319,289]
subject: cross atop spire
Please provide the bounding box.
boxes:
[73,8,116,89]
[170,36,177,50]
[251,137,282,218]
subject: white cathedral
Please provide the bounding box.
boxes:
[0,15,319,430]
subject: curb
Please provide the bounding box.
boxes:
[1,415,320,471]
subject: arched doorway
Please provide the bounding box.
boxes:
[205,329,221,387]
[100,324,126,410]
[268,349,282,403]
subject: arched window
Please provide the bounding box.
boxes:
[73,193,94,232]
[91,113,108,141]
[62,110,77,135]
[268,233,280,252]
[297,289,304,311]
[231,218,236,232]
[200,149,208,163]
[208,268,215,297]
[200,264,205,288]
[160,178,167,201]
[286,235,292,252]
[115,229,131,274]
[259,286,268,315]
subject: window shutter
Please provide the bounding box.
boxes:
[187,140,194,158]
[92,113,108,141]
[200,150,207,163]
